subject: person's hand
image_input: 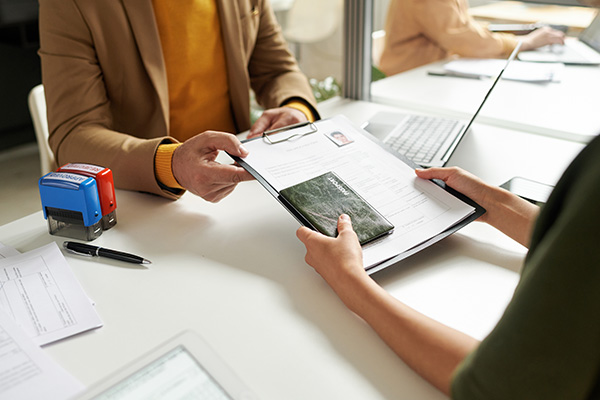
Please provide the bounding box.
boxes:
[416,167,539,246]
[521,26,565,51]
[172,131,254,202]
[248,106,308,139]
[296,214,368,298]
[415,167,493,223]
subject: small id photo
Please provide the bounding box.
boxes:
[326,130,354,147]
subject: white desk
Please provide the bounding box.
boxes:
[0,98,586,400]
[371,61,600,143]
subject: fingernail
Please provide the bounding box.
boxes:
[239,144,248,155]
[340,214,350,221]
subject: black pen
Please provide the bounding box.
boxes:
[427,70,482,80]
[63,241,151,264]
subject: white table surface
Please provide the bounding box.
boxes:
[0,98,586,400]
[371,60,600,143]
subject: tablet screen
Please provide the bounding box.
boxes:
[91,345,232,400]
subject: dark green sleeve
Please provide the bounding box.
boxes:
[451,137,600,400]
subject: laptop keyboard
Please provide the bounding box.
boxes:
[383,115,459,164]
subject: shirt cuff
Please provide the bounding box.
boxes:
[283,100,317,122]
[155,143,184,190]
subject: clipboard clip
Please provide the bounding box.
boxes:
[262,121,318,144]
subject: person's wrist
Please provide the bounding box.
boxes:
[346,277,384,317]
[283,100,316,122]
[481,184,521,226]
[155,143,184,190]
[520,41,533,52]
[171,143,188,188]
[333,266,375,311]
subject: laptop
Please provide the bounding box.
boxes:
[517,14,600,65]
[75,331,257,400]
[362,42,522,168]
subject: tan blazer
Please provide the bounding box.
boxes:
[379,0,516,76]
[39,0,318,199]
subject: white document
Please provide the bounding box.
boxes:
[0,307,84,400]
[239,115,476,269]
[0,242,103,346]
[0,242,20,259]
[443,59,564,82]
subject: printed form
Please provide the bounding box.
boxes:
[0,242,103,345]
[0,307,84,399]
[240,115,476,269]
[0,242,20,259]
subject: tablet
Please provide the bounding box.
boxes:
[75,330,257,400]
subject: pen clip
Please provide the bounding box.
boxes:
[62,242,94,257]
[63,247,94,257]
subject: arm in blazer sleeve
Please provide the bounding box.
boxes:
[39,0,181,199]
[244,0,320,119]
[415,0,516,59]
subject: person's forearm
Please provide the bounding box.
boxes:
[333,275,479,395]
[478,185,539,247]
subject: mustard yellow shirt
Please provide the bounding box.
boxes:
[152,0,315,189]
[153,0,232,188]
[153,0,234,140]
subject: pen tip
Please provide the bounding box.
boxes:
[142,259,152,265]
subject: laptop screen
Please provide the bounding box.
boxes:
[580,14,600,52]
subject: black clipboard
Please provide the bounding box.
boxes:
[230,117,485,275]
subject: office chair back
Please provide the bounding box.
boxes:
[283,0,341,44]
[28,84,55,175]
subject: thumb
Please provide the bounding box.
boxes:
[249,112,274,136]
[337,214,354,236]
[205,132,249,158]
[415,167,433,179]
[415,167,448,181]
[296,226,316,245]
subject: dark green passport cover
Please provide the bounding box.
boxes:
[279,172,394,245]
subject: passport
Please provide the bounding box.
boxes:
[279,172,394,245]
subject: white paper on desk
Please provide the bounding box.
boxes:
[1,241,98,308]
[0,242,20,259]
[0,307,85,399]
[241,115,475,269]
[443,59,564,82]
[0,242,103,346]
